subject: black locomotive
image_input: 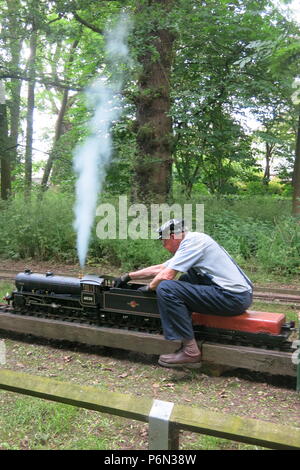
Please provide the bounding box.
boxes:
[8,269,161,331]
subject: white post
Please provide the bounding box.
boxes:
[148,399,178,450]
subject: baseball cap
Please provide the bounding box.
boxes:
[157,219,185,239]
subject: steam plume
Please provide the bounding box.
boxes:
[73,14,131,267]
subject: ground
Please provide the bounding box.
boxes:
[0,259,299,450]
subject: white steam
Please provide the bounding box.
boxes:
[73,14,131,267]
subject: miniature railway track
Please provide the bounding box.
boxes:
[1,269,300,307]
[0,270,298,384]
[0,306,297,378]
[0,304,297,377]
[253,291,300,307]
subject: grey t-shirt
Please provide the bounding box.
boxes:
[163,231,252,293]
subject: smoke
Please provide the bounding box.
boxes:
[73,13,131,268]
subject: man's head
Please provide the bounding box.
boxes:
[157,219,186,253]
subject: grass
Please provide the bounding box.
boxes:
[0,281,14,298]
[0,394,126,450]
[0,396,79,450]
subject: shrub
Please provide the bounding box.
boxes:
[0,192,298,279]
[0,193,76,261]
[255,218,300,275]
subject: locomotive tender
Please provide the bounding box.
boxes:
[5,269,296,352]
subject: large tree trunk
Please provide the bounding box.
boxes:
[133,0,175,203]
[292,112,300,217]
[0,82,11,199]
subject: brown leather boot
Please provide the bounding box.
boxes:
[158,339,201,369]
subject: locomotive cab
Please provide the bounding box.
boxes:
[80,275,105,307]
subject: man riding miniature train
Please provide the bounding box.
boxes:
[114,219,253,369]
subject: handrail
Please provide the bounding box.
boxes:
[0,369,299,450]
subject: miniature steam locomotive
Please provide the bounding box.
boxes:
[5,269,296,351]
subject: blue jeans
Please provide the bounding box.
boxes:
[156,270,252,341]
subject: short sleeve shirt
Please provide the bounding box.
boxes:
[163,232,252,293]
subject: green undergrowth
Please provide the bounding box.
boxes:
[0,192,299,280]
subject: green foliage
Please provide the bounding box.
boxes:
[245,180,285,195]
[202,197,300,275]
[1,0,299,204]
[0,1,299,277]
[255,217,300,275]
[0,192,298,278]
[169,0,296,197]
[0,192,76,261]
[91,238,169,271]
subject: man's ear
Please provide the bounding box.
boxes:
[173,231,184,240]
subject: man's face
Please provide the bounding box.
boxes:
[162,234,183,253]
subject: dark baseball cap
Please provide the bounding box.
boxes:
[157,219,185,239]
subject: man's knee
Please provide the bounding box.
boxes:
[156,280,173,297]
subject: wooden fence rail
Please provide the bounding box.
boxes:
[0,369,299,450]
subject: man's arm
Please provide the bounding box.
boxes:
[129,265,178,291]
[114,264,168,289]
[129,264,165,280]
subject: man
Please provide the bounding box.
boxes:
[114,219,253,368]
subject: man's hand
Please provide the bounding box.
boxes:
[114,273,131,288]
[137,285,151,293]
[148,267,177,290]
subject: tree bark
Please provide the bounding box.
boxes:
[263,142,274,186]
[0,82,11,199]
[133,0,175,203]
[6,0,22,174]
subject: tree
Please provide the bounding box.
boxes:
[5,0,23,175]
[170,0,283,195]
[0,0,298,205]
[41,37,80,191]
[262,37,300,215]
[292,111,300,216]
[0,81,11,199]
[131,0,175,202]
[24,22,38,198]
